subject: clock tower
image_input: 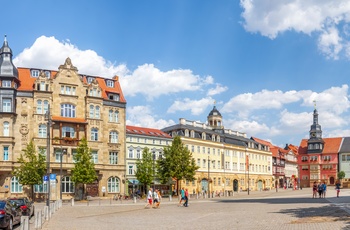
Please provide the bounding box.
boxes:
[307,105,324,153]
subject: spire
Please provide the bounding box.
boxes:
[0,35,18,78]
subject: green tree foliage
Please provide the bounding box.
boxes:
[136,148,154,193]
[338,171,346,180]
[157,136,199,194]
[71,137,97,198]
[13,141,46,200]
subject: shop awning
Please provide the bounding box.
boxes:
[128,179,140,185]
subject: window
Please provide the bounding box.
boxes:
[128,148,134,158]
[106,80,114,88]
[128,165,134,175]
[197,159,200,167]
[11,177,22,193]
[107,177,120,193]
[95,106,100,119]
[71,149,77,163]
[31,69,40,77]
[109,131,118,143]
[218,161,221,169]
[2,80,11,87]
[136,148,141,159]
[61,85,76,95]
[3,122,9,136]
[34,184,47,193]
[61,104,76,117]
[91,128,98,141]
[91,151,98,164]
[38,124,47,138]
[62,126,75,138]
[109,152,118,164]
[40,82,46,91]
[62,176,75,193]
[45,71,51,78]
[108,110,119,122]
[3,146,9,161]
[108,94,120,101]
[87,77,94,84]
[37,100,42,114]
[2,99,11,112]
[89,105,94,118]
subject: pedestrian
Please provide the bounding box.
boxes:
[322,181,327,198]
[184,188,189,207]
[312,181,317,198]
[178,187,185,206]
[317,181,323,198]
[153,189,161,208]
[335,180,341,198]
[145,188,153,208]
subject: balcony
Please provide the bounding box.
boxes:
[52,137,80,146]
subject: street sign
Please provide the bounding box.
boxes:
[43,175,49,181]
[50,174,56,181]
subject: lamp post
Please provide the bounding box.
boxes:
[44,106,52,212]
[208,156,210,198]
[245,148,249,195]
[60,147,66,200]
[152,153,156,193]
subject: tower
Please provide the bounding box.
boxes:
[207,103,223,130]
[307,102,324,153]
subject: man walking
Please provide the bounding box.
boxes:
[184,188,189,207]
[178,187,185,206]
[145,188,153,208]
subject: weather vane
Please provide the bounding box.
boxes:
[313,100,316,109]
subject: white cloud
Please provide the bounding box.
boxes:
[167,97,214,115]
[126,105,175,129]
[224,119,270,136]
[240,0,350,59]
[207,84,228,96]
[121,64,212,100]
[13,36,128,78]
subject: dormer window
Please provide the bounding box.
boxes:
[108,93,120,101]
[89,88,101,97]
[106,80,114,88]
[31,69,40,77]
[87,77,94,84]
[2,80,11,88]
[44,71,51,78]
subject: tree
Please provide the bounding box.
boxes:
[157,136,199,195]
[338,171,346,180]
[13,141,46,201]
[135,148,154,194]
[71,137,97,199]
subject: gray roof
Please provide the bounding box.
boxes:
[339,137,350,153]
[0,36,18,78]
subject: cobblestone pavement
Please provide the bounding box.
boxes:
[37,188,350,230]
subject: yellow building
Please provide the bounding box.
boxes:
[0,38,126,200]
[161,106,273,196]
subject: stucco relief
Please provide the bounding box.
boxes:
[20,124,29,135]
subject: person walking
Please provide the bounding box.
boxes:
[335,180,341,198]
[153,189,162,208]
[145,188,153,208]
[317,181,323,198]
[312,181,317,198]
[322,181,327,198]
[184,188,189,207]
[178,187,185,206]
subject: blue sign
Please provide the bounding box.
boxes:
[50,174,56,181]
[43,175,49,181]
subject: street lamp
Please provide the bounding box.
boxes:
[245,148,249,195]
[44,106,52,212]
[208,156,210,198]
[152,153,156,193]
[60,147,67,200]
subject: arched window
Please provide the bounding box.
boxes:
[89,105,94,118]
[37,100,42,114]
[109,131,118,143]
[61,104,76,118]
[217,136,220,142]
[212,135,216,142]
[109,110,113,122]
[202,132,206,140]
[107,177,120,193]
[91,128,98,141]
[38,124,47,138]
[62,176,75,193]
[3,122,9,136]
[62,126,75,138]
[185,129,189,137]
[11,176,22,193]
[115,111,119,122]
[43,100,49,114]
[128,147,134,158]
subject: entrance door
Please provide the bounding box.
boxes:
[86,181,99,197]
[330,177,335,185]
[201,179,208,193]
[257,180,263,191]
[233,179,238,192]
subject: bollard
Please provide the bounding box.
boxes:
[196,193,198,199]
[133,197,136,203]
[20,216,29,230]
[44,206,49,221]
[71,198,75,206]
[169,195,172,201]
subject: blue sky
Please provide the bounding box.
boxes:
[3,0,350,147]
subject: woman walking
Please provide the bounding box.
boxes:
[335,180,341,198]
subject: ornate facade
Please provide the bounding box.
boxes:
[0,38,126,200]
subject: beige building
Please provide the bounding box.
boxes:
[161,106,273,196]
[0,38,126,200]
[125,125,172,195]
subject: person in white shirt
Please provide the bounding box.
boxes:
[153,189,161,208]
[145,188,153,208]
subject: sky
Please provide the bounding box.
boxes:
[3,0,350,147]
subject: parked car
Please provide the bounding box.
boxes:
[7,197,34,218]
[0,199,22,230]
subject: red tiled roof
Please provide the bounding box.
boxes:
[51,116,87,124]
[126,125,172,138]
[298,137,343,154]
[17,67,126,103]
[251,136,273,148]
